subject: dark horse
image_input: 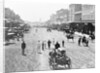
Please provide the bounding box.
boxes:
[89,34,95,42]
[82,36,89,47]
[49,50,71,69]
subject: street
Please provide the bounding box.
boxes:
[5,26,95,72]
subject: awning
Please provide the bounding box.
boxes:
[75,32,90,38]
[68,20,95,24]
[8,33,15,35]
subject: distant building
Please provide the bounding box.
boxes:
[48,9,69,24]
[69,4,95,25]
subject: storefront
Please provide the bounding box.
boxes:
[68,20,95,34]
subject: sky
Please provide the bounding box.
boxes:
[5,0,69,22]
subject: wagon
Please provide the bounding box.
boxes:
[49,51,72,70]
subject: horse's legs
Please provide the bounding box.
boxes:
[64,65,67,69]
[53,63,58,69]
[83,43,85,46]
[86,41,89,47]
[68,64,71,69]
[82,42,85,47]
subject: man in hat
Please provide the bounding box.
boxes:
[21,40,26,56]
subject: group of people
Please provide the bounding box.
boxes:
[36,38,67,59]
[20,35,90,56]
[36,38,70,69]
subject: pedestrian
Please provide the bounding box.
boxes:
[21,40,26,56]
[78,37,81,46]
[42,41,45,51]
[55,42,60,50]
[62,40,65,47]
[48,40,51,49]
[44,41,46,50]
[37,40,42,54]
[17,33,20,41]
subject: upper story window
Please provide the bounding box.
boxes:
[75,4,82,12]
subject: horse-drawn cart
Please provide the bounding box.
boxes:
[49,51,71,70]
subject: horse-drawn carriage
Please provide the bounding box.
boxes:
[77,33,90,47]
[81,36,89,47]
[49,50,71,70]
[5,30,24,44]
[66,34,74,42]
[47,28,51,32]
[64,29,75,42]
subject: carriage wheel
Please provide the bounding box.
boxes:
[52,63,58,70]
[64,58,72,69]
[49,58,56,70]
[67,59,72,69]
[50,65,53,70]
[68,64,71,69]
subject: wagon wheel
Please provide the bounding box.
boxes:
[52,63,58,70]
[49,58,53,69]
[52,62,58,69]
[63,57,72,69]
[49,57,57,70]
[67,58,72,69]
[50,64,53,69]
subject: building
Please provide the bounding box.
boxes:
[69,4,95,25]
[82,5,95,24]
[68,4,95,34]
[69,4,82,22]
[48,9,69,24]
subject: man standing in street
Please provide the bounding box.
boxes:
[48,40,51,49]
[37,40,42,54]
[62,40,65,47]
[78,37,81,46]
[42,41,45,51]
[21,40,26,56]
[55,42,60,50]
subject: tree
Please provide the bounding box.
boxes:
[5,8,24,29]
[5,8,23,22]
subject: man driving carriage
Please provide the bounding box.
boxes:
[50,42,67,59]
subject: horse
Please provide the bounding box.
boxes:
[66,34,74,42]
[49,50,71,69]
[81,36,89,47]
[89,34,95,42]
[47,28,51,32]
[5,32,19,43]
